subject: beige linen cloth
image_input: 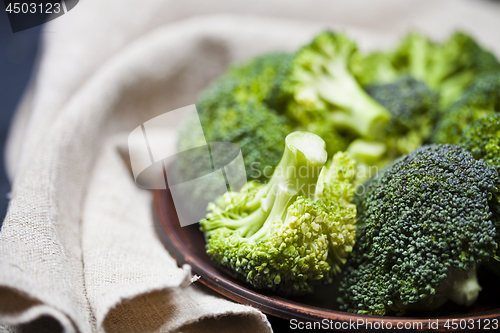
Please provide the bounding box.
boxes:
[1,0,500,332]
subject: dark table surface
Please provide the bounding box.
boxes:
[0,9,42,227]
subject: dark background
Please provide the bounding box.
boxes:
[0,7,42,228]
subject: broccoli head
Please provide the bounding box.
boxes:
[459,113,500,172]
[350,51,399,87]
[269,31,391,140]
[339,145,500,316]
[392,31,500,107]
[344,77,440,182]
[201,132,357,295]
[459,114,500,276]
[176,101,290,184]
[198,52,292,115]
[226,52,292,104]
[392,32,437,84]
[432,73,500,145]
[366,76,440,157]
[177,52,293,184]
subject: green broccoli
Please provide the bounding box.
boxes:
[365,76,440,157]
[459,113,500,172]
[304,121,350,158]
[391,32,436,84]
[344,139,388,185]
[176,52,292,184]
[350,51,399,87]
[339,145,500,316]
[175,100,290,189]
[173,54,292,221]
[343,77,440,183]
[392,31,500,107]
[432,73,500,145]
[201,132,357,295]
[459,114,500,276]
[269,31,391,141]
[227,52,292,104]
[198,52,292,115]
[202,101,291,182]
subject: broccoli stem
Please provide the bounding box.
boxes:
[346,139,387,166]
[407,36,430,83]
[208,132,327,240]
[315,65,391,139]
[202,209,268,236]
[403,267,482,314]
[441,267,482,307]
[247,185,298,241]
[245,132,327,210]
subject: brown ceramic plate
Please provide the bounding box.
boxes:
[153,188,500,331]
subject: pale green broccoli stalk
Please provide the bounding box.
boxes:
[269,31,391,140]
[392,32,436,84]
[201,132,357,295]
[345,139,388,185]
[339,145,500,316]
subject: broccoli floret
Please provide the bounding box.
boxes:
[176,101,290,183]
[174,54,292,221]
[366,77,440,157]
[269,31,391,140]
[198,52,292,116]
[432,74,500,145]
[459,114,500,276]
[344,77,440,182]
[459,113,500,172]
[226,52,292,104]
[202,101,291,182]
[177,52,292,183]
[201,132,357,295]
[393,31,500,107]
[339,145,500,316]
[350,51,399,87]
[174,101,291,221]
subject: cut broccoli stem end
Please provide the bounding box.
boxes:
[389,267,481,315]
[245,131,327,210]
[442,266,482,307]
[346,139,387,166]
